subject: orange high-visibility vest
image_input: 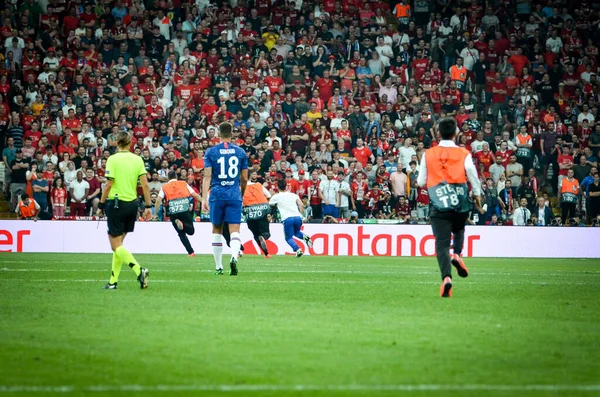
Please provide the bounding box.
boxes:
[243,183,270,220]
[162,180,192,215]
[450,65,467,82]
[163,180,191,201]
[516,134,530,145]
[561,178,579,203]
[19,200,37,218]
[395,4,410,18]
[243,183,269,206]
[561,178,579,194]
[426,145,470,212]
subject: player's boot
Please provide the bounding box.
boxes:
[230,257,238,276]
[295,249,303,258]
[440,276,452,298]
[265,254,272,259]
[215,268,224,275]
[451,254,469,278]
[238,250,243,259]
[303,235,313,248]
[138,268,149,289]
[174,219,184,231]
[188,252,196,257]
[104,282,117,290]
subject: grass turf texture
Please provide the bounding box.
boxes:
[0,254,599,397]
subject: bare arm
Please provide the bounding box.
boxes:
[139,174,151,207]
[296,197,304,214]
[154,196,163,217]
[240,169,248,197]
[202,167,211,211]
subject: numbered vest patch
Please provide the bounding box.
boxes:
[516,148,531,158]
[428,182,470,212]
[561,192,578,204]
[244,203,270,220]
[168,197,191,215]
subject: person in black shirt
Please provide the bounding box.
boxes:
[589,173,600,220]
[240,135,258,159]
[9,149,30,210]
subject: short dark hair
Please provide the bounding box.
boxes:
[219,122,233,138]
[21,193,29,201]
[277,179,287,191]
[438,118,457,140]
[167,170,177,180]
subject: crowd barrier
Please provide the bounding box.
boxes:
[0,221,598,258]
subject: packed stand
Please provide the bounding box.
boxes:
[1,0,600,226]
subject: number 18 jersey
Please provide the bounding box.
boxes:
[204,142,248,202]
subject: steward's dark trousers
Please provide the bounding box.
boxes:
[430,208,469,280]
[171,211,195,254]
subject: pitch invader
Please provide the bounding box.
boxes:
[202,122,248,275]
[269,179,313,257]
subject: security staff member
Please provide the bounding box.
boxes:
[243,170,272,258]
[155,170,202,256]
[97,131,152,290]
[557,168,579,224]
[222,171,273,262]
[15,193,40,220]
[417,118,482,298]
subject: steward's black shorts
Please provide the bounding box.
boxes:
[247,216,270,238]
[106,199,139,237]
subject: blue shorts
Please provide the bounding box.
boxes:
[322,204,339,218]
[210,200,242,225]
[283,216,303,239]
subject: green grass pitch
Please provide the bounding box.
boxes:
[0,254,599,397]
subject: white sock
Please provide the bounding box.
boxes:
[212,234,223,270]
[230,232,241,262]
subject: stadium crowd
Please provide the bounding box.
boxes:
[1,0,600,226]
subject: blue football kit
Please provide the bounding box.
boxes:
[204,142,248,225]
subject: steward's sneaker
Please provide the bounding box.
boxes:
[174,219,184,231]
[303,235,313,248]
[440,276,452,298]
[104,282,117,290]
[265,254,272,259]
[188,252,196,257]
[215,268,224,275]
[230,257,238,276]
[451,254,469,278]
[138,268,149,289]
[295,249,303,258]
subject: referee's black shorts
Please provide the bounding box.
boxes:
[106,199,139,237]
[248,216,270,239]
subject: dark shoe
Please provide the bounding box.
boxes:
[138,268,149,289]
[451,254,469,278]
[440,277,452,298]
[230,257,238,276]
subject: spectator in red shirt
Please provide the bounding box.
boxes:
[474,143,495,171]
[352,138,374,167]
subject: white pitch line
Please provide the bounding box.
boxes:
[0,279,592,285]
[1,268,599,277]
[1,384,600,393]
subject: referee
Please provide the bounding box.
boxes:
[417,118,482,298]
[97,131,152,290]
